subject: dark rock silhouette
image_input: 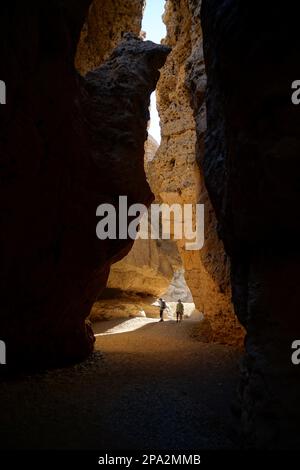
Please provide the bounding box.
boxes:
[0,2,170,367]
[201,0,300,448]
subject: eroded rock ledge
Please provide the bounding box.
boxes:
[76,0,145,75]
[0,2,169,367]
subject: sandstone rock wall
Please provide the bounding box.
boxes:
[107,136,182,298]
[0,1,169,367]
[148,0,244,344]
[107,230,181,296]
[76,0,145,74]
[90,294,159,321]
[201,0,300,448]
[76,1,181,302]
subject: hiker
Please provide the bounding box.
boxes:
[176,299,184,323]
[158,298,166,322]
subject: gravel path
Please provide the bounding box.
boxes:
[0,318,242,450]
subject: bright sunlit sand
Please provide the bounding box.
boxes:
[94,317,158,336]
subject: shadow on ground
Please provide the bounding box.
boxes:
[0,318,242,450]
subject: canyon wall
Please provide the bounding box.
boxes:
[77,2,183,302]
[201,0,300,448]
[107,137,182,298]
[148,0,244,344]
[107,228,181,296]
[0,1,169,367]
[76,0,145,74]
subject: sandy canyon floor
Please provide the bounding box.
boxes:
[0,317,242,449]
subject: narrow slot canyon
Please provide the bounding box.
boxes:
[0,0,300,453]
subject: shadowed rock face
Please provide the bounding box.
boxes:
[201,0,300,448]
[0,1,169,367]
